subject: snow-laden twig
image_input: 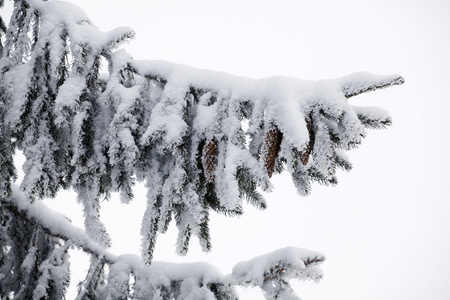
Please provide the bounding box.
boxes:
[338,72,405,98]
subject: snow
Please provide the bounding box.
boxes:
[193,96,220,139]
[116,55,404,260]
[33,241,71,300]
[338,72,405,98]
[352,105,391,122]
[6,186,218,277]
[231,247,325,286]
[5,185,325,299]
[141,75,190,150]
[144,261,223,283]
[3,63,34,127]
[7,184,119,264]
[28,0,135,52]
[55,76,86,114]
[131,58,401,153]
[27,0,88,24]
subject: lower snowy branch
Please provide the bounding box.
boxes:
[1,185,119,265]
[1,185,325,299]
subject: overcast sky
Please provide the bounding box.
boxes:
[8,0,450,299]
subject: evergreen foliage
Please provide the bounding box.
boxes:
[0,0,403,298]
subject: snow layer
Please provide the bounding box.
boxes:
[5,187,225,283]
[232,247,325,286]
[7,184,118,264]
[4,186,326,299]
[131,58,402,152]
[28,0,134,52]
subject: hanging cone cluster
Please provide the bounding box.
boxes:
[202,139,218,182]
[300,120,312,166]
[264,125,283,178]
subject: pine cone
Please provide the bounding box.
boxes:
[203,139,218,182]
[264,125,283,178]
[299,120,312,166]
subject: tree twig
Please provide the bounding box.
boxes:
[340,73,405,98]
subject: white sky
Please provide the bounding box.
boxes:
[6,0,450,299]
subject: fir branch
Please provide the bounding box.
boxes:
[1,188,323,299]
[0,190,119,265]
[340,72,405,98]
[262,256,325,284]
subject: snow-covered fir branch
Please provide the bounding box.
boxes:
[0,0,404,298]
[1,186,325,299]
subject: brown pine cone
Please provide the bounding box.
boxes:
[264,125,283,178]
[203,139,218,182]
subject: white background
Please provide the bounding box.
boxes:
[6,0,450,299]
